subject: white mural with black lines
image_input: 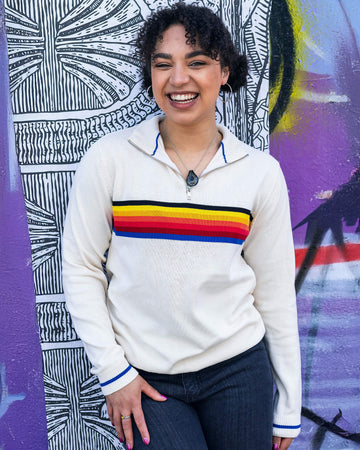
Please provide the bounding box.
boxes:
[5,0,271,448]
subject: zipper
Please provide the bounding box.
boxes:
[132,139,194,201]
[129,137,249,203]
[186,185,191,201]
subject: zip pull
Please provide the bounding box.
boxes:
[186,185,192,201]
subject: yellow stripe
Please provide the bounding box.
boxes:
[112,205,250,223]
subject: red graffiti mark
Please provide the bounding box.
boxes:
[295,243,360,268]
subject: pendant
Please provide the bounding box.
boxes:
[186,170,199,187]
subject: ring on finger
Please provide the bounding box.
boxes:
[121,414,131,420]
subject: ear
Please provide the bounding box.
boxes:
[221,67,230,85]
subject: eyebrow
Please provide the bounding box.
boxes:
[152,50,210,61]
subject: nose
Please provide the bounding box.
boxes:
[169,63,190,86]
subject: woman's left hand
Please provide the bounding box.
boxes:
[272,436,294,450]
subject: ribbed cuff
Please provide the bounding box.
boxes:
[98,365,139,396]
[273,421,301,438]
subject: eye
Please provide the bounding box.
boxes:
[154,62,171,69]
[189,60,206,67]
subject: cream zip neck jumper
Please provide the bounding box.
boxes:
[62,116,301,437]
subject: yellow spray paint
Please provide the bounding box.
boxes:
[270,0,317,133]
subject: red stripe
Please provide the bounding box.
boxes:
[115,225,249,240]
[114,216,249,230]
[115,219,247,234]
[295,243,360,268]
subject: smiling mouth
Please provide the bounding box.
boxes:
[168,93,199,103]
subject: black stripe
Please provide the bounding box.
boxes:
[112,200,252,216]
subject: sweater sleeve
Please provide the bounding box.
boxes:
[62,142,138,396]
[242,161,302,438]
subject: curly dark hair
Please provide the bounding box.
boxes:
[135,2,248,93]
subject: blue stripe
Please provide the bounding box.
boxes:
[151,132,161,156]
[100,365,132,387]
[221,142,227,163]
[273,423,301,430]
[114,230,244,245]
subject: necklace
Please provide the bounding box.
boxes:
[161,124,219,189]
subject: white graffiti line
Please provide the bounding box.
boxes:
[302,34,328,60]
[0,364,26,419]
[298,90,350,104]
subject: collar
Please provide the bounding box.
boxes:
[128,115,250,166]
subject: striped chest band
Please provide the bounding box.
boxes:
[112,201,252,245]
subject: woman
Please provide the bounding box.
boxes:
[62,3,301,449]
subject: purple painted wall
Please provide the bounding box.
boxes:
[1,0,359,448]
[0,2,48,448]
[270,0,360,448]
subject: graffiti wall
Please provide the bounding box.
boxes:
[3,0,358,447]
[0,4,48,449]
[270,0,360,448]
[0,0,271,448]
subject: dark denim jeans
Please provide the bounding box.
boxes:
[133,339,273,449]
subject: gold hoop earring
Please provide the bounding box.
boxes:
[145,85,156,104]
[219,83,233,104]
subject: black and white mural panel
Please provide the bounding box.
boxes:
[5,0,271,448]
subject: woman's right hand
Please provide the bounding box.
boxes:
[105,375,167,449]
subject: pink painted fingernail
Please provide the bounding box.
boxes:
[127,444,131,450]
[143,437,150,445]
[119,437,124,443]
[273,444,279,450]
[161,395,167,400]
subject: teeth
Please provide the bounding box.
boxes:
[170,93,197,102]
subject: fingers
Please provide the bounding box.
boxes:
[106,398,114,425]
[133,406,150,446]
[112,409,125,444]
[119,410,151,449]
[272,437,294,450]
[279,438,294,449]
[141,379,167,402]
[121,412,134,449]
[127,379,166,447]
[106,376,167,449]
[272,436,281,450]
[107,399,124,441]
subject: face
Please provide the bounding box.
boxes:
[150,24,229,128]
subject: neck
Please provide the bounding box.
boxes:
[161,117,219,154]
